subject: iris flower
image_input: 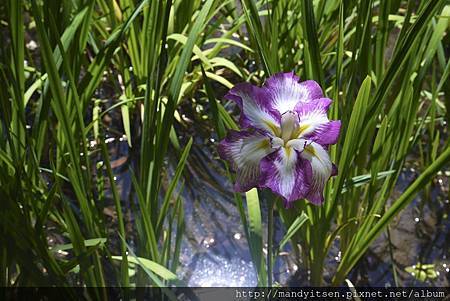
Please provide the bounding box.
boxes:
[218,72,341,206]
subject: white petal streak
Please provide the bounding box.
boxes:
[273,148,298,198]
[300,141,332,194]
[237,91,280,135]
[233,135,273,168]
[270,84,309,114]
[296,109,329,138]
[226,134,275,190]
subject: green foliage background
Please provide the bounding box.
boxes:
[0,0,448,292]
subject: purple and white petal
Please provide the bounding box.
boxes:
[263,72,324,114]
[225,83,281,135]
[218,130,276,192]
[298,80,323,101]
[294,99,332,138]
[299,141,333,205]
[311,120,341,146]
[294,97,332,114]
[260,147,309,204]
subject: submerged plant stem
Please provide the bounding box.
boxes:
[267,197,275,287]
[386,225,399,286]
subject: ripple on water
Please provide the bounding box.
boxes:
[185,253,257,287]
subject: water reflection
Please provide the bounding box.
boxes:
[182,252,256,287]
[104,119,449,287]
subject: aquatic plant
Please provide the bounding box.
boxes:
[0,0,218,294]
[218,71,341,286]
[212,0,450,287]
[0,0,448,295]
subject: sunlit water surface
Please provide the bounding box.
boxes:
[104,115,449,287]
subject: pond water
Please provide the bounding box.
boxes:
[105,117,449,287]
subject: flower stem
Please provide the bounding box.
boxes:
[267,197,274,287]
